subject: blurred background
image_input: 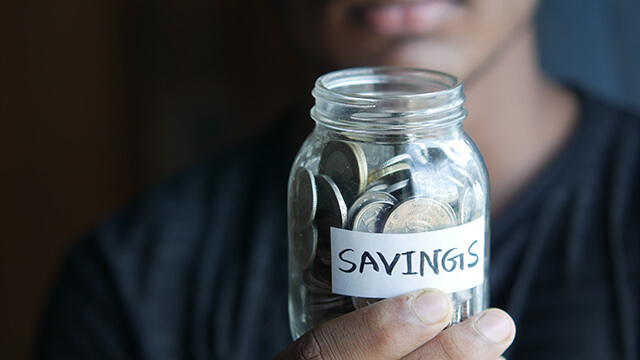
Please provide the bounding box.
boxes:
[1,0,638,358]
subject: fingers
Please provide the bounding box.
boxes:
[274,289,453,360]
[403,308,516,360]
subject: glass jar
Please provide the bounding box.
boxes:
[287,66,490,339]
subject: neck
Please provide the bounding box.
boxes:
[463,27,577,216]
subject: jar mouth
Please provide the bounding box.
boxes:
[315,66,461,99]
[311,66,466,134]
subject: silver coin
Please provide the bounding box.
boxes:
[454,289,473,302]
[353,200,395,233]
[292,224,317,271]
[447,164,474,187]
[446,164,484,220]
[427,147,447,163]
[315,174,347,229]
[364,146,395,168]
[471,183,485,220]
[383,197,457,233]
[446,174,466,189]
[368,162,412,184]
[459,299,470,323]
[406,143,430,165]
[459,188,475,224]
[347,191,397,228]
[319,141,368,206]
[368,154,412,177]
[386,179,412,198]
[352,297,381,310]
[291,167,317,229]
[411,161,438,174]
[451,296,463,324]
[365,182,389,192]
[314,174,348,253]
[411,170,459,204]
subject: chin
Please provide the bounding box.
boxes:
[370,40,467,77]
[306,29,471,79]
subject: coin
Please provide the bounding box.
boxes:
[353,200,395,233]
[364,146,395,168]
[368,162,412,184]
[407,143,430,165]
[471,183,485,219]
[446,164,484,221]
[411,170,458,204]
[459,299,470,323]
[459,188,475,224]
[386,179,412,198]
[366,183,389,192]
[291,167,317,228]
[319,141,368,206]
[383,197,457,233]
[368,154,412,177]
[347,191,397,228]
[454,289,473,302]
[446,165,474,187]
[446,174,466,189]
[314,174,348,258]
[364,179,389,192]
[426,147,447,163]
[450,293,471,324]
[292,224,317,271]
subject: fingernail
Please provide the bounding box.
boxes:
[412,290,450,325]
[474,309,513,343]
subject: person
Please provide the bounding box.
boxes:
[37,0,639,359]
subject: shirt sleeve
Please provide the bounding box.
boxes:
[36,235,140,360]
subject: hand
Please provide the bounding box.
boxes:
[275,289,515,360]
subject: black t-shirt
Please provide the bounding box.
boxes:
[37,92,639,360]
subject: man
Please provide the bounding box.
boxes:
[38,0,639,359]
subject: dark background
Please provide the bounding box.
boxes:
[1,0,638,358]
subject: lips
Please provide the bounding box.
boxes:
[351,0,459,36]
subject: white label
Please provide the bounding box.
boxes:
[331,217,485,297]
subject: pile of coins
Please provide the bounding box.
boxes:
[290,140,483,321]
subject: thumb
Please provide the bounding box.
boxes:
[275,289,453,360]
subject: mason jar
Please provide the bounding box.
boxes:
[287,66,490,339]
